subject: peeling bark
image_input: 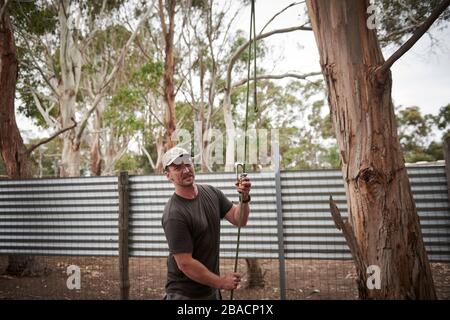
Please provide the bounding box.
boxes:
[0,1,32,179]
[307,0,436,299]
[0,1,39,275]
[245,258,265,289]
[159,0,177,151]
[58,0,82,177]
[90,109,102,176]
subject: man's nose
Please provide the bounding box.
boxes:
[182,165,190,173]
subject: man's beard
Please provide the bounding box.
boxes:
[180,174,194,186]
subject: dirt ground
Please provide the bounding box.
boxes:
[0,255,449,300]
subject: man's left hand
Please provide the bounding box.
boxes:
[235,176,251,199]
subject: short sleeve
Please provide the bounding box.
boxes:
[213,187,233,219]
[163,218,193,254]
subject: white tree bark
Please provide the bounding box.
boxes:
[58,0,82,177]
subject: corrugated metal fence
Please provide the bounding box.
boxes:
[128,172,279,259]
[0,164,449,299]
[281,166,450,261]
[1,165,449,261]
[0,176,119,256]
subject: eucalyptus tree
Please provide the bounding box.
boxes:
[13,0,154,176]
[306,0,449,299]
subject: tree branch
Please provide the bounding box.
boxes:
[27,118,77,155]
[31,90,59,128]
[75,1,156,142]
[379,24,419,44]
[259,1,306,35]
[329,196,367,292]
[231,72,321,89]
[103,142,129,174]
[226,25,312,92]
[376,0,450,79]
[142,94,166,127]
[15,28,60,96]
[98,0,156,94]
[75,94,102,141]
[141,145,155,169]
[158,0,167,39]
[0,0,10,21]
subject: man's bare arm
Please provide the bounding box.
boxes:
[173,253,240,290]
[225,202,250,227]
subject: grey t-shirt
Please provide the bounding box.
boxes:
[162,184,234,298]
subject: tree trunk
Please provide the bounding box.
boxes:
[58,0,82,177]
[223,93,236,172]
[0,3,32,179]
[306,0,436,299]
[90,134,102,176]
[245,258,265,289]
[90,108,102,176]
[60,126,80,177]
[0,1,39,276]
[160,0,177,151]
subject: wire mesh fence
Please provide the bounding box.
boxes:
[0,164,449,300]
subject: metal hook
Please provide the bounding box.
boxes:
[235,162,247,190]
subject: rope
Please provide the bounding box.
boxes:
[230,0,257,300]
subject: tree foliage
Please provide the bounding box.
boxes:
[396,104,449,163]
[376,0,450,46]
[6,0,448,176]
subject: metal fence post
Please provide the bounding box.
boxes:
[444,136,450,204]
[118,171,130,300]
[273,139,286,300]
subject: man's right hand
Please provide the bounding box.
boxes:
[219,272,241,290]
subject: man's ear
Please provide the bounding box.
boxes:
[165,170,172,181]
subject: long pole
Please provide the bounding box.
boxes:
[230,0,256,301]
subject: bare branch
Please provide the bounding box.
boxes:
[98,0,156,94]
[142,94,165,127]
[176,112,187,129]
[134,34,152,60]
[0,0,10,21]
[75,94,102,141]
[211,103,223,120]
[158,0,167,40]
[174,70,188,97]
[376,0,450,79]
[259,1,306,35]
[231,72,321,89]
[178,88,198,113]
[141,145,155,169]
[15,29,60,96]
[31,90,59,128]
[380,24,419,44]
[329,196,366,287]
[75,1,156,142]
[27,118,77,155]
[218,2,241,54]
[226,25,312,92]
[206,1,217,133]
[104,142,129,174]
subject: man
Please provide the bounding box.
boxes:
[161,146,251,300]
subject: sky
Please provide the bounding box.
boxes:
[233,0,450,116]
